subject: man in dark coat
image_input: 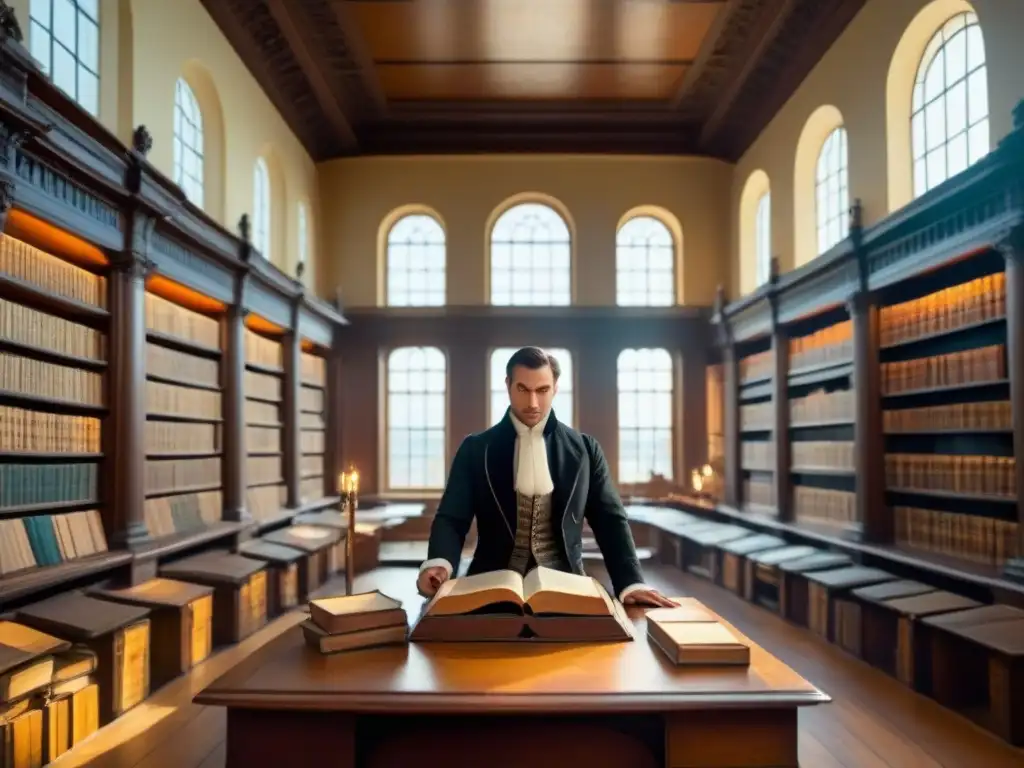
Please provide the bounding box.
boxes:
[417,347,676,607]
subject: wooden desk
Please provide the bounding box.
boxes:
[195,586,828,768]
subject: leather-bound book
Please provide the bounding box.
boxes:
[300,622,408,654]
[41,646,100,762]
[0,702,42,768]
[647,619,751,666]
[0,622,69,704]
[410,566,633,642]
[90,577,215,689]
[308,591,406,635]
[160,551,268,646]
[15,592,151,725]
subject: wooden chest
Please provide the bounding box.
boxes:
[742,545,819,607]
[676,524,749,578]
[160,552,268,647]
[715,534,785,593]
[15,592,151,726]
[854,588,979,685]
[90,578,216,690]
[777,552,853,626]
[262,525,342,592]
[921,606,1024,746]
[238,540,306,616]
[803,566,895,652]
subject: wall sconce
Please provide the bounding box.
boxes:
[338,466,360,595]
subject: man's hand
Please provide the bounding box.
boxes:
[622,589,678,607]
[417,566,449,597]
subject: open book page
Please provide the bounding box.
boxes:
[425,570,526,616]
[522,567,611,616]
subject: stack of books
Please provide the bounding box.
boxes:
[646,600,751,666]
[300,591,408,654]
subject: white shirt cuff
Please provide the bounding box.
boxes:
[618,582,649,602]
[419,558,453,578]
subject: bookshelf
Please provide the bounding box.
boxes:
[298,345,328,505]
[737,340,775,515]
[244,322,288,526]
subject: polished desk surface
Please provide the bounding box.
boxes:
[195,575,828,715]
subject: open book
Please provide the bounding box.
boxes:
[409,566,633,643]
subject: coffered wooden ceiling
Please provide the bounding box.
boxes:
[201,0,867,160]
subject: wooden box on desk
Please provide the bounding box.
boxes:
[776,552,854,626]
[803,566,895,654]
[743,545,820,608]
[920,604,1024,745]
[853,587,979,685]
[89,578,215,690]
[715,534,785,594]
[675,523,749,579]
[261,525,341,590]
[15,593,151,726]
[160,552,268,647]
[238,540,305,616]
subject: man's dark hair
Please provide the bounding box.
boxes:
[506,346,561,381]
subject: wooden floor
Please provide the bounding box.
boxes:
[50,564,1024,768]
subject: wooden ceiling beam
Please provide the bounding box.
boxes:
[697,0,798,148]
[265,0,359,151]
[328,0,389,115]
[670,0,741,108]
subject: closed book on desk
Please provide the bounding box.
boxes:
[648,620,750,666]
[409,566,633,642]
[309,591,407,635]
[300,621,408,654]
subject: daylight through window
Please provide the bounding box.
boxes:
[386,214,446,306]
[490,203,571,306]
[387,347,447,490]
[616,216,676,306]
[617,348,674,484]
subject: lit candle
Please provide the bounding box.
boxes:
[338,471,348,495]
[349,470,359,495]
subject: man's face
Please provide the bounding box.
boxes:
[506,364,558,428]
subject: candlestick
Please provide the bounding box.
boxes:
[340,465,359,595]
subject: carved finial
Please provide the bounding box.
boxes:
[848,198,863,234]
[0,2,23,44]
[296,260,306,281]
[334,284,345,311]
[769,255,781,285]
[0,178,14,213]
[1014,100,1024,131]
[713,284,726,316]
[238,213,251,243]
[131,125,152,157]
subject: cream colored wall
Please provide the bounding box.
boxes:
[318,155,733,308]
[731,0,1024,298]
[12,0,318,282]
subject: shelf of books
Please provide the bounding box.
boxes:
[878,252,1018,570]
[244,324,288,525]
[143,281,225,544]
[737,341,775,514]
[785,308,857,531]
[706,363,725,485]
[0,219,125,604]
[299,344,330,507]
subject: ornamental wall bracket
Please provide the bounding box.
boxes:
[131,125,153,157]
[995,224,1024,265]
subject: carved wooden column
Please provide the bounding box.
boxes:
[770,324,792,522]
[325,329,343,499]
[715,290,741,507]
[223,216,252,525]
[680,346,709,480]
[849,291,885,542]
[106,211,153,550]
[999,226,1024,582]
[282,299,301,509]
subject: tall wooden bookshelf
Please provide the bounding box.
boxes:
[244,323,288,524]
[737,343,774,514]
[143,284,225,540]
[0,219,114,598]
[299,345,329,505]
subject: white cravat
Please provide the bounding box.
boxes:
[510,411,554,497]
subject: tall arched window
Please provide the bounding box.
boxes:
[173,78,205,208]
[816,127,849,255]
[29,0,99,115]
[386,214,446,306]
[386,347,447,490]
[297,201,309,272]
[490,202,571,306]
[617,348,673,483]
[488,348,574,428]
[755,192,772,286]
[912,11,988,198]
[252,158,271,259]
[616,216,675,306]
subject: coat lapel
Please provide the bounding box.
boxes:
[546,412,584,524]
[485,413,517,540]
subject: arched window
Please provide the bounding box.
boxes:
[755,192,772,286]
[252,158,271,259]
[616,216,675,306]
[490,202,571,306]
[386,214,446,306]
[912,11,988,198]
[488,347,574,428]
[297,201,309,274]
[29,0,99,115]
[617,348,673,483]
[386,347,447,490]
[816,127,849,254]
[173,78,205,208]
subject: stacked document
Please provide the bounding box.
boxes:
[646,602,751,666]
[300,591,408,654]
